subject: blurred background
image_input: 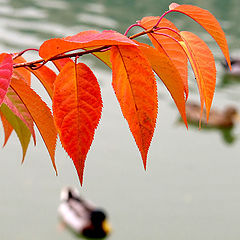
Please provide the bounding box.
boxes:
[0,0,240,239]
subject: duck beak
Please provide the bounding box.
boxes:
[234,113,240,122]
[102,220,111,234]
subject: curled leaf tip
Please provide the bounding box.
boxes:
[169,3,180,10]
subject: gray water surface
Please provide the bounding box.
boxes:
[0,0,240,239]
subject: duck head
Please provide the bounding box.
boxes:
[83,209,111,238]
[224,106,238,120]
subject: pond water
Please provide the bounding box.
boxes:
[0,0,240,239]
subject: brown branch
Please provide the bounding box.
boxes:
[13,28,155,69]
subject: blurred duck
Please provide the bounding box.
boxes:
[185,102,238,128]
[222,58,240,76]
[58,187,111,238]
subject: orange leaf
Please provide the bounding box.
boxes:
[52,58,73,72]
[0,53,13,105]
[180,31,216,122]
[111,45,158,169]
[53,62,102,185]
[10,77,57,173]
[169,3,231,69]
[137,42,187,127]
[13,56,31,85]
[139,17,188,99]
[0,111,13,146]
[27,65,57,99]
[39,30,137,61]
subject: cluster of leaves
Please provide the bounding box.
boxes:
[0,3,231,185]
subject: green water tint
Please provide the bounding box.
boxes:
[0,0,240,239]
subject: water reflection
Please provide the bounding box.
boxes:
[220,73,240,88]
[180,120,236,144]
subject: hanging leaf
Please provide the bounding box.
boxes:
[53,61,102,185]
[27,65,57,99]
[52,58,73,72]
[137,42,187,127]
[0,103,31,163]
[180,31,216,121]
[0,111,13,147]
[92,50,112,68]
[111,45,158,169]
[13,56,31,85]
[139,17,188,99]
[3,86,36,144]
[0,53,13,105]
[10,77,58,174]
[169,3,231,69]
[39,30,137,61]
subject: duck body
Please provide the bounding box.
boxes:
[185,102,237,128]
[58,187,111,238]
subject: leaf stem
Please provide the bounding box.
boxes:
[153,32,180,43]
[13,45,109,69]
[12,48,39,60]
[154,27,181,37]
[124,23,143,36]
[153,10,173,28]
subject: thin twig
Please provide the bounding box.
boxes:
[13,45,109,69]
[12,48,39,60]
[13,25,171,69]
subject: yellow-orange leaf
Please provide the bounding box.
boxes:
[139,17,188,99]
[0,111,13,146]
[169,3,231,69]
[111,45,158,169]
[180,31,216,121]
[39,30,137,61]
[4,86,36,145]
[27,65,57,99]
[137,42,187,127]
[53,62,102,185]
[0,103,31,162]
[10,77,57,173]
[92,50,112,68]
[81,47,112,68]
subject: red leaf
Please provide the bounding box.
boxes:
[39,30,137,60]
[0,53,13,105]
[137,42,187,127]
[139,17,188,99]
[10,77,58,173]
[169,3,231,69]
[53,62,102,185]
[111,45,158,169]
[180,31,216,122]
